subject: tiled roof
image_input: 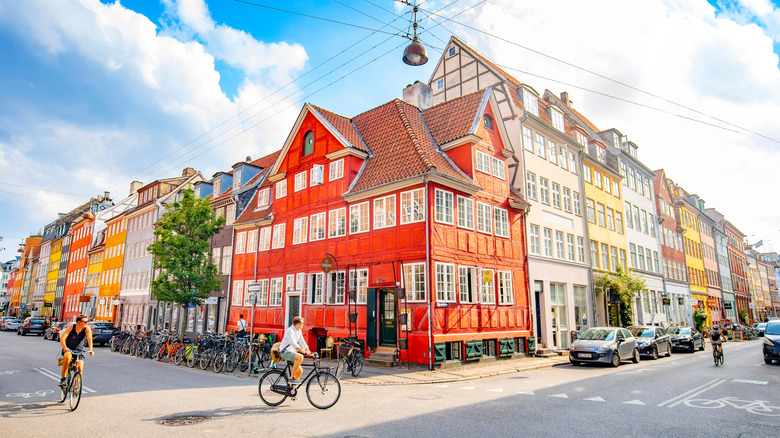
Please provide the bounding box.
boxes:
[310,105,368,152]
[422,90,484,145]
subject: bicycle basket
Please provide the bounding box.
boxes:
[337,343,352,356]
[270,342,282,364]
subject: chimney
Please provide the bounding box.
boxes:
[104,191,110,201]
[246,156,252,162]
[560,91,571,106]
[403,81,432,110]
[182,167,196,177]
[129,181,143,196]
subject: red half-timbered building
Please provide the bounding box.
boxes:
[230,87,531,366]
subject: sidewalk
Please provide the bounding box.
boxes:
[331,354,570,386]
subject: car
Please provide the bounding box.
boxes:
[667,326,705,352]
[763,321,780,364]
[88,321,118,346]
[755,322,767,337]
[569,327,640,367]
[630,326,672,359]
[44,322,69,341]
[3,318,22,331]
[17,317,48,336]
[1,316,16,330]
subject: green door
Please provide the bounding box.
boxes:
[379,290,397,346]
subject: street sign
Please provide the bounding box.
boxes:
[707,297,718,308]
[663,298,671,306]
[321,255,335,274]
[482,270,493,284]
[204,297,218,304]
[247,284,262,294]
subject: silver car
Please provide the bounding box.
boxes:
[2,318,22,332]
[569,327,640,367]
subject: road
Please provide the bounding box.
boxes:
[1,330,778,437]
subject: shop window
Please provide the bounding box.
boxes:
[482,339,497,357]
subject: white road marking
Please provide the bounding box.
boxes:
[35,367,96,393]
[731,379,768,385]
[459,386,475,390]
[658,379,727,408]
[487,388,504,393]
[518,390,535,395]
[550,393,568,399]
[624,400,646,405]
[431,384,449,388]
[585,396,605,402]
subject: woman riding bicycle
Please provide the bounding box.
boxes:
[59,314,94,387]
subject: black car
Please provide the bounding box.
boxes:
[667,326,705,352]
[17,317,47,336]
[44,322,69,341]
[630,326,672,359]
[88,321,118,346]
[763,321,780,364]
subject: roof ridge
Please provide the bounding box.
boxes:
[394,100,435,171]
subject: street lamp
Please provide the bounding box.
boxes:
[401,2,428,66]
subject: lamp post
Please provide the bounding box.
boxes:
[401,2,428,66]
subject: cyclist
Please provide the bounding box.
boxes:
[59,314,94,387]
[710,324,724,361]
[279,316,311,386]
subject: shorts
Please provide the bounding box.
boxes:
[280,347,299,362]
[711,339,722,346]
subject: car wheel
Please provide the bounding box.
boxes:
[765,358,773,364]
[699,340,705,351]
[689,344,695,353]
[666,344,673,357]
[632,349,640,363]
[651,346,659,360]
[611,351,621,367]
[569,359,581,366]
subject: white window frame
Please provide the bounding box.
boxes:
[551,108,565,132]
[475,150,491,174]
[494,208,509,238]
[293,217,308,245]
[523,127,534,152]
[552,182,561,209]
[246,229,258,253]
[457,196,474,230]
[311,164,324,186]
[294,172,307,192]
[231,280,244,306]
[529,225,540,255]
[373,195,396,229]
[235,231,247,255]
[403,262,427,302]
[257,188,270,208]
[275,179,287,199]
[476,202,492,234]
[309,212,327,241]
[526,172,537,201]
[329,207,347,237]
[539,178,550,204]
[272,223,286,249]
[434,189,454,225]
[491,157,506,180]
[522,88,538,117]
[480,268,496,304]
[497,271,513,304]
[349,202,369,234]
[435,263,456,303]
[401,188,424,224]
[349,269,368,304]
[459,266,477,303]
[329,159,344,181]
[269,277,283,306]
[258,227,271,251]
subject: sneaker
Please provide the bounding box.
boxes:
[59,378,66,387]
[289,378,300,386]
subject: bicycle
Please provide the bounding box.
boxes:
[335,339,364,379]
[258,353,341,409]
[59,348,86,411]
[712,344,724,366]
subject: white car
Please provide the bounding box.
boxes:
[3,318,23,331]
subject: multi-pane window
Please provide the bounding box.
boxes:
[459,267,477,303]
[401,189,424,224]
[272,223,285,249]
[630,243,638,268]
[293,217,308,244]
[594,170,603,189]
[235,231,247,254]
[329,208,346,237]
[259,227,271,250]
[625,202,634,228]
[269,278,283,306]
[494,208,510,238]
[309,272,325,304]
[477,202,492,234]
[523,88,538,116]
[246,229,258,253]
[294,172,307,192]
[231,280,244,306]
[590,240,599,269]
[610,247,618,273]
[586,198,596,223]
[613,181,620,197]
[648,214,656,237]
[603,175,611,193]
[497,271,513,304]
[645,248,653,273]
[523,127,534,152]
[457,196,474,229]
[583,164,592,183]
[569,152,577,174]
[552,183,561,209]
[222,247,232,273]
[555,231,565,259]
[329,159,344,181]
[257,188,270,207]
[480,269,495,304]
[543,228,553,257]
[435,263,456,302]
[475,150,491,174]
[374,195,396,229]
[548,140,558,164]
[573,191,581,215]
[577,237,585,263]
[539,178,550,204]
[601,243,610,271]
[536,133,546,158]
[551,108,565,131]
[310,213,326,241]
[349,202,369,234]
[526,172,538,200]
[403,263,427,301]
[349,269,368,304]
[254,279,269,306]
[275,179,287,199]
[492,157,506,179]
[311,164,324,186]
[606,208,615,230]
[563,187,572,212]
[529,225,540,255]
[619,249,627,271]
[641,210,649,234]
[328,271,346,305]
[560,147,569,170]
[566,234,575,261]
[434,189,454,224]
[634,206,641,233]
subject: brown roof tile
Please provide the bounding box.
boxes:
[310,105,368,152]
[423,90,484,145]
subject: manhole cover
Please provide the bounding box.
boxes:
[408,394,441,400]
[160,415,209,426]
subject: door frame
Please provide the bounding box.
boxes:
[378,288,397,347]
[285,292,301,328]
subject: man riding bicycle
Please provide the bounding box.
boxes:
[710,324,724,360]
[279,316,311,386]
[59,314,94,387]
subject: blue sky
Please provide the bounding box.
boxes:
[1,0,780,263]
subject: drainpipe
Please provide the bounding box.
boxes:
[424,175,433,370]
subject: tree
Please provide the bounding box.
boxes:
[148,189,225,338]
[739,309,749,325]
[693,307,708,333]
[594,267,646,328]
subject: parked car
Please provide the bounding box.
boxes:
[630,326,672,359]
[667,326,705,352]
[764,321,780,364]
[1,316,16,329]
[88,321,118,346]
[569,327,640,367]
[44,322,69,341]
[17,317,47,336]
[755,322,767,337]
[3,318,22,331]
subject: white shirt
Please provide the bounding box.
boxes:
[237,319,247,330]
[280,325,308,352]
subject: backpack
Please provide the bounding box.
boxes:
[270,342,282,364]
[711,331,721,341]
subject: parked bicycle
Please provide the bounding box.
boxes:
[258,353,341,409]
[59,348,86,411]
[335,339,364,379]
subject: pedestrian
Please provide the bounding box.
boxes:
[237,314,247,337]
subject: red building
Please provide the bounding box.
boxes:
[229,86,531,366]
[61,216,94,321]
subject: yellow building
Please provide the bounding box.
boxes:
[581,138,629,326]
[675,193,708,324]
[44,238,63,317]
[98,213,128,323]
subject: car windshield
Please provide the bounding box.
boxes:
[667,327,691,335]
[580,329,616,341]
[630,328,655,338]
[757,323,767,329]
[766,323,780,336]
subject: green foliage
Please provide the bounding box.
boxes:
[19,311,30,319]
[739,309,749,325]
[594,267,646,328]
[148,189,225,309]
[693,308,708,332]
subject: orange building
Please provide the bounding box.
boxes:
[98,212,129,322]
[61,216,94,321]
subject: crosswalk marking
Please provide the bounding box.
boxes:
[624,400,646,405]
[459,386,475,390]
[585,396,605,402]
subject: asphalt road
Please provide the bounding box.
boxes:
[1,330,778,437]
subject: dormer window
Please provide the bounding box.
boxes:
[233,167,242,191]
[213,179,221,196]
[613,132,621,148]
[257,188,270,208]
[597,147,606,163]
[483,114,493,130]
[302,130,314,157]
[575,131,587,146]
[551,107,565,132]
[630,144,638,158]
[522,88,538,117]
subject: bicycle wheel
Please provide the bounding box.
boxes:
[258,369,289,406]
[199,349,212,370]
[187,346,199,368]
[156,344,167,361]
[335,357,347,379]
[719,353,724,366]
[306,371,341,409]
[59,371,68,403]
[213,353,225,373]
[174,346,186,365]
[351,353,364,378]
[684,398,725,409]
[68,372,82,411]
[109,337,119,352]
